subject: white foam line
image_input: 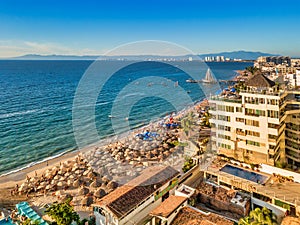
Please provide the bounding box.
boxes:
[0,98,204,177]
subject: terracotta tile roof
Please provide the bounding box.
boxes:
[150,195,187,218]
[94,166,179,219]
[171,207,233,225]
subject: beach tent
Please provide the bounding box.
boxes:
[16,202,48,225]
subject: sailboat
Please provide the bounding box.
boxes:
[202,69,217,84]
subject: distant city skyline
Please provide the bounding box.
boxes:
[0,0,300,57]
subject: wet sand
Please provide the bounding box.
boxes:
[0,100,206,212]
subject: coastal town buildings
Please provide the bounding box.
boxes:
[209,73,300,167]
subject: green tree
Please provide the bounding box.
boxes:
[182,157,195,173]
[245,66,260,76]
[21,218,41,225]
[238,207,277,225]
[45,199,80,225]
[201,112,211,128]
[181,112,196,137]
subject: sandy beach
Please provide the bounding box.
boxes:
[0,99,209,218]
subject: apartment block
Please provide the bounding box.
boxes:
[209,74,300,167]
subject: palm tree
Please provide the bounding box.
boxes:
[181,112,196,137]
[238,216,251,225]
[201,111,211,128]
[21,219,40,225]
[245,66,260,76]
[45,198,80,225]
[239,207,277,225]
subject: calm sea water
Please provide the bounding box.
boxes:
[0,60,252,175]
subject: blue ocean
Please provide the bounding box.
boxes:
[0,60,252,175]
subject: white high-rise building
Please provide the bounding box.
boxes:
[209,74,300,166]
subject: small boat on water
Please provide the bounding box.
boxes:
[186,69,217,84]
[108,115,116,118]
[201,68,217,84]
[186,78,198,83]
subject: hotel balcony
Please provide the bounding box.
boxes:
[240,89,285,97]
[209,95,242,104]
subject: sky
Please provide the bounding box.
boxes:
[0,0,300,57]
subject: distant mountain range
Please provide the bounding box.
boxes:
[6,51,279,61]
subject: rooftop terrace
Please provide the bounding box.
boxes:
[204,159,300,207]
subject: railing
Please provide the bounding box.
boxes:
[210,96,242,103]
[240,90,285,96]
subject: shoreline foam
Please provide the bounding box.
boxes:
[0,99,203,189]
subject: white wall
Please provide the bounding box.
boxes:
[94,212,106,225]
[166,201,188,224]
[251,197,286,223]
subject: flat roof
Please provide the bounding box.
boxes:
[205,162,300,206]
[150,195,187,218]
[94,166,179,219]
[253,182,300,206]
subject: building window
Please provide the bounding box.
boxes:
[268,134,277,140]
[245,130,260,137]
[236,107,243,113]
[268,123,279,129]
[246,140,260,147]
[218,143,231,149]
[267,110,279,118]
[236,117,244,122]
[245,119,259,127]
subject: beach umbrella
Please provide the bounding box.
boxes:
[83,169,90,176]
[81,196,93,206]
[60,164,68,171]
[87,171,97,179]
[73,179,80,188]
[94,188,106,198]
[45,184,53,190]
[90,180,100,188]
[57,181,66,187]
[59,176,66,181]
[60,193,73,202]
[107,181,118,190]
[78,186,89,195]
[64,172,71,178]
[19,184,28,192]
[45,171,52,179]
[102,175,111,183]
[75,170,83,175]
[67,179,74,186]
[163,143,169,149]
[72,163,80,171]
[56,190,64,196]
